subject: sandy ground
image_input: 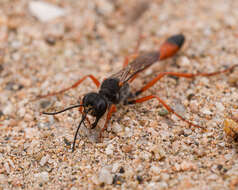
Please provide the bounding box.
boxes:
[1,0,238,189]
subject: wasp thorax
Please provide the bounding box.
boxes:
[82,92,108,118]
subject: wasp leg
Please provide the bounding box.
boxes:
[135,65,238,96]
[37,74,100,99]
[126,95,204,130]
[99,105,117,139]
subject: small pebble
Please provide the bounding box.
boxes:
[5,82,24,91]
[28,1,66,22]
[187,93,195,101]
[40,155,49,166]
[228,71,238,86]
[190,100,199,113]
[45,36,56,46]
[34,172,49,183]
[63,137,71,146]
[105,144,114,155]
[3,103,14,115]
[96,0,114,16]
[122,144,133,153]
[158,108,169,116]
[112,162,120,173]
[25,128,40,139]
[136,175,143,184]
[4,162,10,174]
[150,145,166,160]
[201,107,212,115]
[112,175,124,185]
[98,167,113,185]
[18,107,26,117]
[119,167,125,174]
[223,118,238,140]
[112,122,123,133]
[215,102,225,112]
[151,166,161,174]
[207,174,218,180]
[179,56,190,67]
[180,161,196,171]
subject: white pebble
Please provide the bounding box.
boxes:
[34,171,49,182]
[139,151,151,160]
[27,140,40,154]
[3,103,14,115]
[105,144,114,155]
[180,160,196,171]
[28,1,66,22]
[7,159,15,169]
[18,107,26,118]
[96,0,114,15]
[125,127,133,137]
[4,162,10,174]
[225,153,233,160]
[112,162,120,173]
[11,40,22,49]
[201,107,212,115]
[207,174,218,180]
[98,167,113,184]
[40,155,49,166]
[24,128,39,139]
[179,56,190,67]
[174,103,186,115]
[224,15,236,27]
[112,122,123,133]
[151,166,161,174]
[147,182,163,190]
[12,52,21,61]
[218,142,225,147]
[215,102,225,112]
[190,100,199,112]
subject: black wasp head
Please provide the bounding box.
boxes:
[42,92,108,152]
[82,92,108,120]
[70,92,108,152]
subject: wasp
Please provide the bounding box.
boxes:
[40,34,237,152]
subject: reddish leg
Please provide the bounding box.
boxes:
[100,105,117,138]
[135,65,238,96]
[38,74,100,99]
[127,95,204,130]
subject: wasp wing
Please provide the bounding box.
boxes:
[110,51,159,85]
[109,34,185,86]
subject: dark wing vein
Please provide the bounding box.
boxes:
[110,51,159,85]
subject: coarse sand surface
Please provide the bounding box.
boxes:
[1,0,238,189]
